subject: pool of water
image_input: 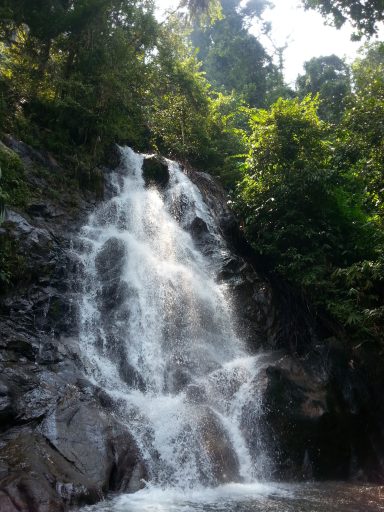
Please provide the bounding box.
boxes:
[79,482,384,512]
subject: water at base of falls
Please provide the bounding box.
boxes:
[78,147,270,490]
[80,482,384,512]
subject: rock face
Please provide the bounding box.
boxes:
[184,168,282,348]
[184,166,384,484]
[0,139,147,511]
[1,141,384,512]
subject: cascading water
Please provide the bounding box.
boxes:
[77,146,270,493]
[76,148,384,512]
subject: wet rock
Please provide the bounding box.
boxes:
[0,472,65,512]
[189,217,209,237]
[0,391,147,508]
[165,365,192,393]
[238,351,384,483]
[0,379,13,426]
[0,432,101,509]
[104,143,122,170]
[27,202,64,219]
[95,237,126,283]
[97,280,130,313]
[227,264,280,348]
[199,409,241,484]
[168,192,191,223]
[188,217,217,251]
[142,155,169,188]
[38,393,113,487]
[217,257,242,279]
[119,360,146,390]
[109,431,148,493]
[95,237,129,315]
[2,136,62,173]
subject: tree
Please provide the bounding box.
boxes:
[352,41,384,92]
[336,43,384,218]
[146,17,248,180]
[302,0,384,38]
[0,0,158,162]
[147,22,213,163]
[191,0,280,107]
[296,55,351,122]
[180,0,222,23]
[234,96,380,341]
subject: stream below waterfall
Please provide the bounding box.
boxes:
[75,147,384,511]
[79,482,384,511]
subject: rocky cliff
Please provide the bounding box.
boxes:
[0,141,383,511]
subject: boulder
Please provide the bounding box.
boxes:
[240,351,384,482]
[95,237,126,282]
[199,408,241,484]
[142,155,169,188]
[189,217,209,238]
[0,390,147,509]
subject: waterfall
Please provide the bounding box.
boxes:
[77,147,269,491]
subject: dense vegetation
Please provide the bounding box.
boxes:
[0,0,383,349]
[303,0,384,38]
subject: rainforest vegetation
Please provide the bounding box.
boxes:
[0,0,383,350]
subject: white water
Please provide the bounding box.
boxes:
[81,482,293,512]
[77,147,270,491]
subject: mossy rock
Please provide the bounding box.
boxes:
[142,155,169,188]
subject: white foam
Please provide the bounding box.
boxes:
[88,482,292,512]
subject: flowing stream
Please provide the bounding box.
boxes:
[76,147,384,511]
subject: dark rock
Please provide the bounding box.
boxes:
[239,352,384,482]
[217,257,242,279]
[4,211,34,236]
[97,280,130,313]
[27,202,64,219]
[229,269,280,348]
[38,394,113,487]
[0,379,13,426]
[3,135,60,171]
[95,237,126,283]
[165,365,191,393]
[0,391,147,508]
[119,360,146,390]
[109,431,148,493]
[94,237,129,316]
[199,409,241,484]
[190,217,209,237]
[0,472,65,512]
[0,144,146,510]
[142,155,169,188]
[0,432,101,509]
[168,192,191,223]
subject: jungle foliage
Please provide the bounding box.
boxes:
[0,0,383,347]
